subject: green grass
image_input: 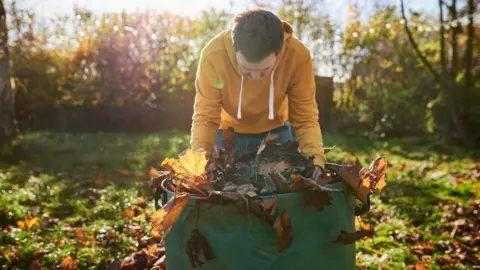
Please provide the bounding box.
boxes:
[1,131,479,269]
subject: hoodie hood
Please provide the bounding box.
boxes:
[223,21,294,120]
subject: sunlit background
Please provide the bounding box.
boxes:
[1,0,480,269]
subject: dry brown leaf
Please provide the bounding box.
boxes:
[34,249,49,260]
[334,159,370,204]
[58,256,78,270]
[95,176,105,186]
[262,198,279,217]
[222,127,235,153]
[333,229,375,244]
[151,192,191,236]
[274,210,293,250]
[256,133,280,157]
[303,189,332,211]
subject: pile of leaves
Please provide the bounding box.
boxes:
[146,128,388,268]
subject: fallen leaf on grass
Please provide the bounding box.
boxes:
[17,216,40,231]
[122,208,135,219]
[95,176,105,186]
[57,256,78,270]
[137,197,147,208]
[414,262,425,270]
[186,229,215,268]
[75,228,85,240]
[274,210,293,250]
[34,249,49,259]
[333,229,375,244]
[151,192,191,237]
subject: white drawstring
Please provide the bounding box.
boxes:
[236,72,275,120]
[269,71,275,120]
[237,75,244,119]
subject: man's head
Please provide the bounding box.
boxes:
[232,8,284,80]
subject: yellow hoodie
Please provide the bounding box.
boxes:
[190,22,326,168]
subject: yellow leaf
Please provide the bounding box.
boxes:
[17,220,26,229]
[26,216,39,230]
[161,158,176,170]
[151,192,191,236]
[147,244,160,254]
[172,149,208,177]
[395,66,404,72]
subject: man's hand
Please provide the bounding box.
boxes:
[311,165,325,183]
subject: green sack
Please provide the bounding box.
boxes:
[162,181,356,270]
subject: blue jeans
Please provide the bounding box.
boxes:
[215,121,295,151]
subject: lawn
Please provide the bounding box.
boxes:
[0,132,478,269]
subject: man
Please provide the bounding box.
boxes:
[190,7,326,179]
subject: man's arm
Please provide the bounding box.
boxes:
[190,54,222,152]
[288,52,326,168]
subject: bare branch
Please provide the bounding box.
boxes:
[400,0,442,81]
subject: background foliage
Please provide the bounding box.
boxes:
[6,0,480,143]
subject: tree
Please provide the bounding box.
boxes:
[400,0,469,141]
[0,0,16,151]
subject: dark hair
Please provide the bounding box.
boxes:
[232,8,284,63]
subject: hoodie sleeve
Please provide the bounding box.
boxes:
[190,54,222,152]
[288,53,326,168]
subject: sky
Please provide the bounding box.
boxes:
[19,0,440,23]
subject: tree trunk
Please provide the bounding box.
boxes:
[449,0,459,83]
[439,0,447,76]
[0,0,16,150]
[464,0,475,91]
[400,0,466,140]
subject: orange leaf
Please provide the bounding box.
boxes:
[147,244,161,254]
[414,262,425,270]
[122,208,135,219]
[75,228,85,240]
[273,210,293,250]
[369,156,387,190]
[121,169,129,176]
[151,192,191,236]
[58,256,78,270]
[17,220,25,229]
